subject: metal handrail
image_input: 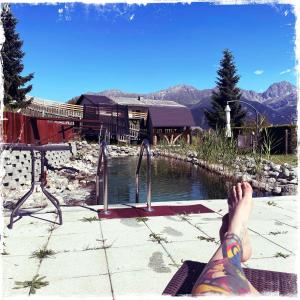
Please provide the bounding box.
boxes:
[135,139,153,212]
[96,140,110,214]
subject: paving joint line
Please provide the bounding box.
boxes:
[141,218,180,269]
[247,228,295,255]
[98,219,115,300]
[25,214,58,296]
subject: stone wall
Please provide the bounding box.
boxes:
[1,143,76,189]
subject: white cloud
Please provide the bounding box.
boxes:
[280,68,291,75]
[254,70,264,75]
[129,14,135,21]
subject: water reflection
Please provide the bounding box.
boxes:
[95,156,234,205]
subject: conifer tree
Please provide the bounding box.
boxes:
[205,49,245,130]
[1,3,34,108]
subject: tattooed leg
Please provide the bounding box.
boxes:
[192,233,250,295]
[192,182,257,296]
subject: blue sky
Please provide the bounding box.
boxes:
[12,2,296,102]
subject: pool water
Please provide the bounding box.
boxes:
[91,156,234,205]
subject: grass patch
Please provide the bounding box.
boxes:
[269,231,288,235]
[262,154,298,167]
[197,235,216,243]
[82,246,104,251]
[136,216,149,223]
[1,250,9,255]
[149,233,168,244]
[47,225,58,233]
[80,216,101,222]
[275,252,290,259]
[14,275,49,294]
[31,249,56,259]
[177,213,191,221]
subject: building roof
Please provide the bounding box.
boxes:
[78,94,184,107]
[110,97,184,107]
[77,94,115,105]
[148,106,195,127]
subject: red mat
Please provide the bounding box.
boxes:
[97,203,213,219]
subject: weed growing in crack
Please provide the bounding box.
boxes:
[177,213,191,221]
[47,225,58,233]
[31,249,56,259]
[149,233,168,244]
[14,275,49,294]
[275,252,290,258]
[136,216,149,223]
[197,235,216,243]
[269,231,288,235]
[80,216,101,222]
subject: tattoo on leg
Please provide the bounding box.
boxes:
[193,233,250,295]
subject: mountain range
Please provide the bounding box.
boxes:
[78,81,297,128]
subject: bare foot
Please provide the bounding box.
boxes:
[219,182,253,262]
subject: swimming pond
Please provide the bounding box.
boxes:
[87,156,247,205]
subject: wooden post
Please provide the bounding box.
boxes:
[61,125,66,142]
[186,133,190,145]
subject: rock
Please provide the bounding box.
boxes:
[273,186,282,194]
[272,164,281,172]
[268,171,280,177]
[263,165,271,171]
[263,171,269,176]
[277,178,288,184]
[251,180,259,188]
[242,174,252,182]
[267,177,277,184]
[289,178,298,184]
[281,168,290,178]
[281,184,298,195]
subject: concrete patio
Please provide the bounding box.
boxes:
[1,195,297,298]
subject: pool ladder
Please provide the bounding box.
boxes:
[96,139,153,214]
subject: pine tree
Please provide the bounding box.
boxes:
[205,49,245,130]
[1,3,34,108]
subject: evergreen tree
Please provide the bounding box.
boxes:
[205,49,246,130]
[1,3,34,108]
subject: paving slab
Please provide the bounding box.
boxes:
[100,218,151,248]
[111,268,178,297]
[145,216,205,243]
[249,234,294,258]
[164,239,218,265]
[59,207,99,223]
[49,218,101,236]
[47,231,102,253]
[2,277,31,298]
[243,255,297,273]
[106,243,174,273]
[38,249,108,280]
[32,274,112,297]
[4,236,49,257]
[2,255,39,279]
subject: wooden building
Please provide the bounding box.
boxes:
[76,94,195,144]
[146,106,195,145]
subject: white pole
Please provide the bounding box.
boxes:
[225,104,232,138]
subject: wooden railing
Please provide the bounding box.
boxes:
[20,98,83,119]
[128,111,147,120]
